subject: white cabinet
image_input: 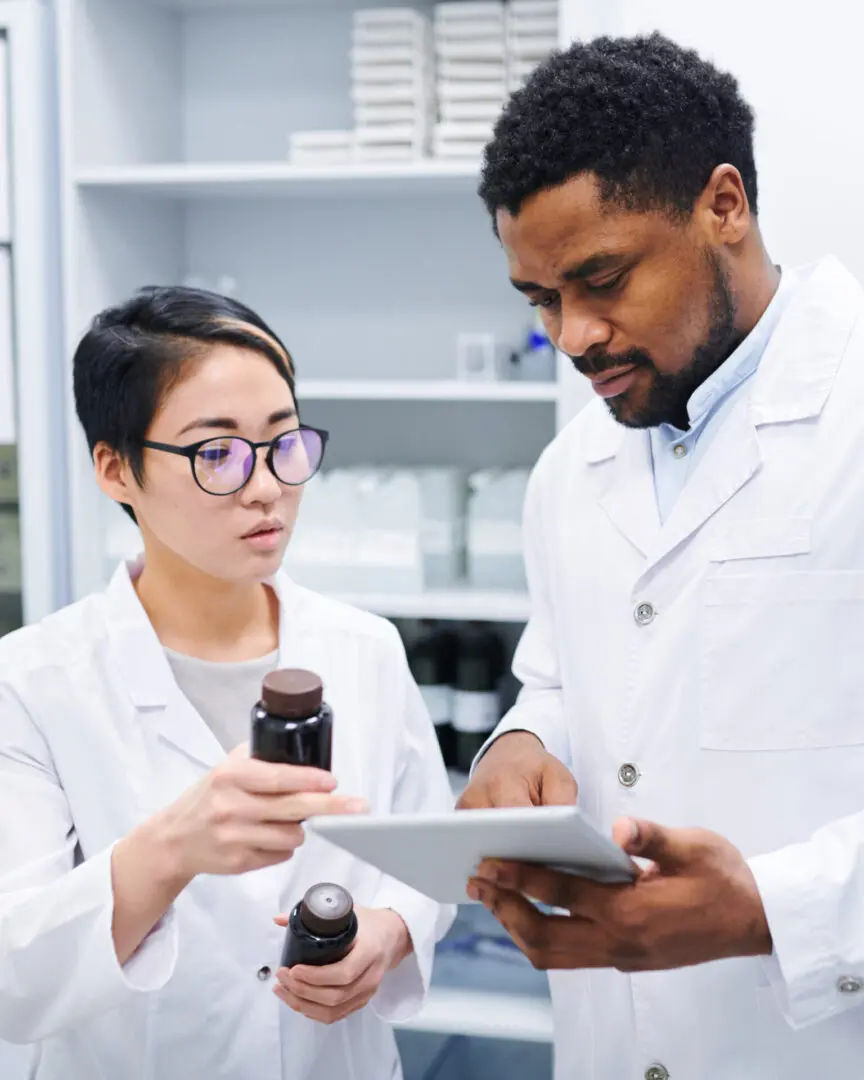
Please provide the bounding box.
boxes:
[56,0,574,622]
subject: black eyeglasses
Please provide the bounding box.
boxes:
[141,426,329,496]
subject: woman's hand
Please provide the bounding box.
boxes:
[152,743,367,880]
[272,907,412,1024]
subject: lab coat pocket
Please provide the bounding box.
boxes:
[699,570,864,750]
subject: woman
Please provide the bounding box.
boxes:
[0,287,454,1079]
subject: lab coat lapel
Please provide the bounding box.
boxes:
[103,562,224,773]
[597,427,662,559]
[641,256,861,572]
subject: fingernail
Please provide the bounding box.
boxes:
[478,860,500,884]
[467,881,480,902]
[627,819,640,844]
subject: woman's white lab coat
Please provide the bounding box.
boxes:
[0,563,454,1080]
[490,256,864,1079]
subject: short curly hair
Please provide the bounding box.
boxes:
[479,32,757,222]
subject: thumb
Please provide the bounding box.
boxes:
[612,817,690,871]
[539,757,579,807]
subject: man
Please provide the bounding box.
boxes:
[458,31,864,1080]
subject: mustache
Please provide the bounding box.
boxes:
[570,348,654,377]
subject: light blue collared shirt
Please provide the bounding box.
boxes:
[649,267,797,522]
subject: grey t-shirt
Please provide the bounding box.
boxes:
[165,648,279,753]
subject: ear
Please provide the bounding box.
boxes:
[93,442,139,507]
[697,164,751,246]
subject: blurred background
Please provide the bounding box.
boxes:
[0,0,861,1075]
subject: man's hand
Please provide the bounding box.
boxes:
[468,817,772,971]
[456,730,577,810]
[272,907,412,1024]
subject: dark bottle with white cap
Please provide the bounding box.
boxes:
[281,882,358,968]
[451,625,505,773]
[407,624,459,768]
[251,668,333,769]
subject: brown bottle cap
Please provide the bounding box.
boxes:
[299,883,354,936]
[261,669,323,719]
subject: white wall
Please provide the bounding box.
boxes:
[606,0,864,280]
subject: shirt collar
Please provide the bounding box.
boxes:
[657,265,798,440]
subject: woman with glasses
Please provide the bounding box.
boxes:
[0,287,453,1080]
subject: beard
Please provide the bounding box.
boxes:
[571,250,742,430]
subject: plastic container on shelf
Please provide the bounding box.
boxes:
[466,470,529,592]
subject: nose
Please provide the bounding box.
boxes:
[241,446,282,505]
[555,302,612,359]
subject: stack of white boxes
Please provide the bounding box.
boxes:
[432,1,507,160]
[506,0,559,93]
[350,8,434,163]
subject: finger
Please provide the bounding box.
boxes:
[616,818,701,871]
[471,882,615,969]
[279,950,375,990]
[282,970,377,1008]
[262,792,368,822]
[240,822,306,854]
[538,758,579,806]
[472,861,619,917]
[233,758,338,796]
[273,913,290,928]
[273,982,373,1024]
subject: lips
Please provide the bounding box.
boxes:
[587,364,640,400]
[242,520,284,539]
[588,363,638,387]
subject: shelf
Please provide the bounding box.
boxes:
[335,589,531,623]
[296,379,558,403]
[395,987,553,1043]
[74,160,481,199]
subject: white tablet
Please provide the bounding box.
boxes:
[306,805,638,904]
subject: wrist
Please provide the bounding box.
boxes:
[384,910,412,970]
[136,810,196,893]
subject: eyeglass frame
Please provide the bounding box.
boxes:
[140,425,330,496]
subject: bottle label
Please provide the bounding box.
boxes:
[451,690,500,734]
[419,683,454,726]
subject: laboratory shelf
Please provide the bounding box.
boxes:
[297,379,559,403]
[335,588,531,623]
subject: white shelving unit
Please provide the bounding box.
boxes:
[335,587,531,622]
[56,0,590,613]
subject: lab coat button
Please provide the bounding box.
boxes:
[634,602,656,626]
[257,966,272,981]
[645,1066,670,1080]
[672,443,687,458]
[618,763,640,788]
[837,976,863,994]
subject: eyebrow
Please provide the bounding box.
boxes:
[177,407,297,438]
[510,252,628,293]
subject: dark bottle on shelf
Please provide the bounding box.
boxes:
[451,623,505,773]
[408,622,459,768]
[251,668,333,769]
[281,882,358,968]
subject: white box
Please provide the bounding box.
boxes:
[352,62,425,83]
[354,142,422,162]
[352,82,430,105]
[439,98,503,122]
[354,8,429,29]
[435,120,495,141]
[437,79,507,102]
[435,39,506,61]
[434,19,506,42]
[355,103,432,125]
[509,0,558,15]
[507,14,558,35]
[351,44,430,66]
[355,122,427,145]
[0,38,9,243]
[437,58,507,80]
[0,247,14,444]
[506,35,558,60]
[433,140,487,158]
[434,2,505,20]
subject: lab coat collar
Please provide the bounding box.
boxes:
[585,255,861,563]
[103,558,296,768]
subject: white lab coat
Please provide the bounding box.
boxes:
[0,563,454,1080]
[491,256,864,1079]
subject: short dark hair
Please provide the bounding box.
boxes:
[73,285,296,522]
[479,32,758,222]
